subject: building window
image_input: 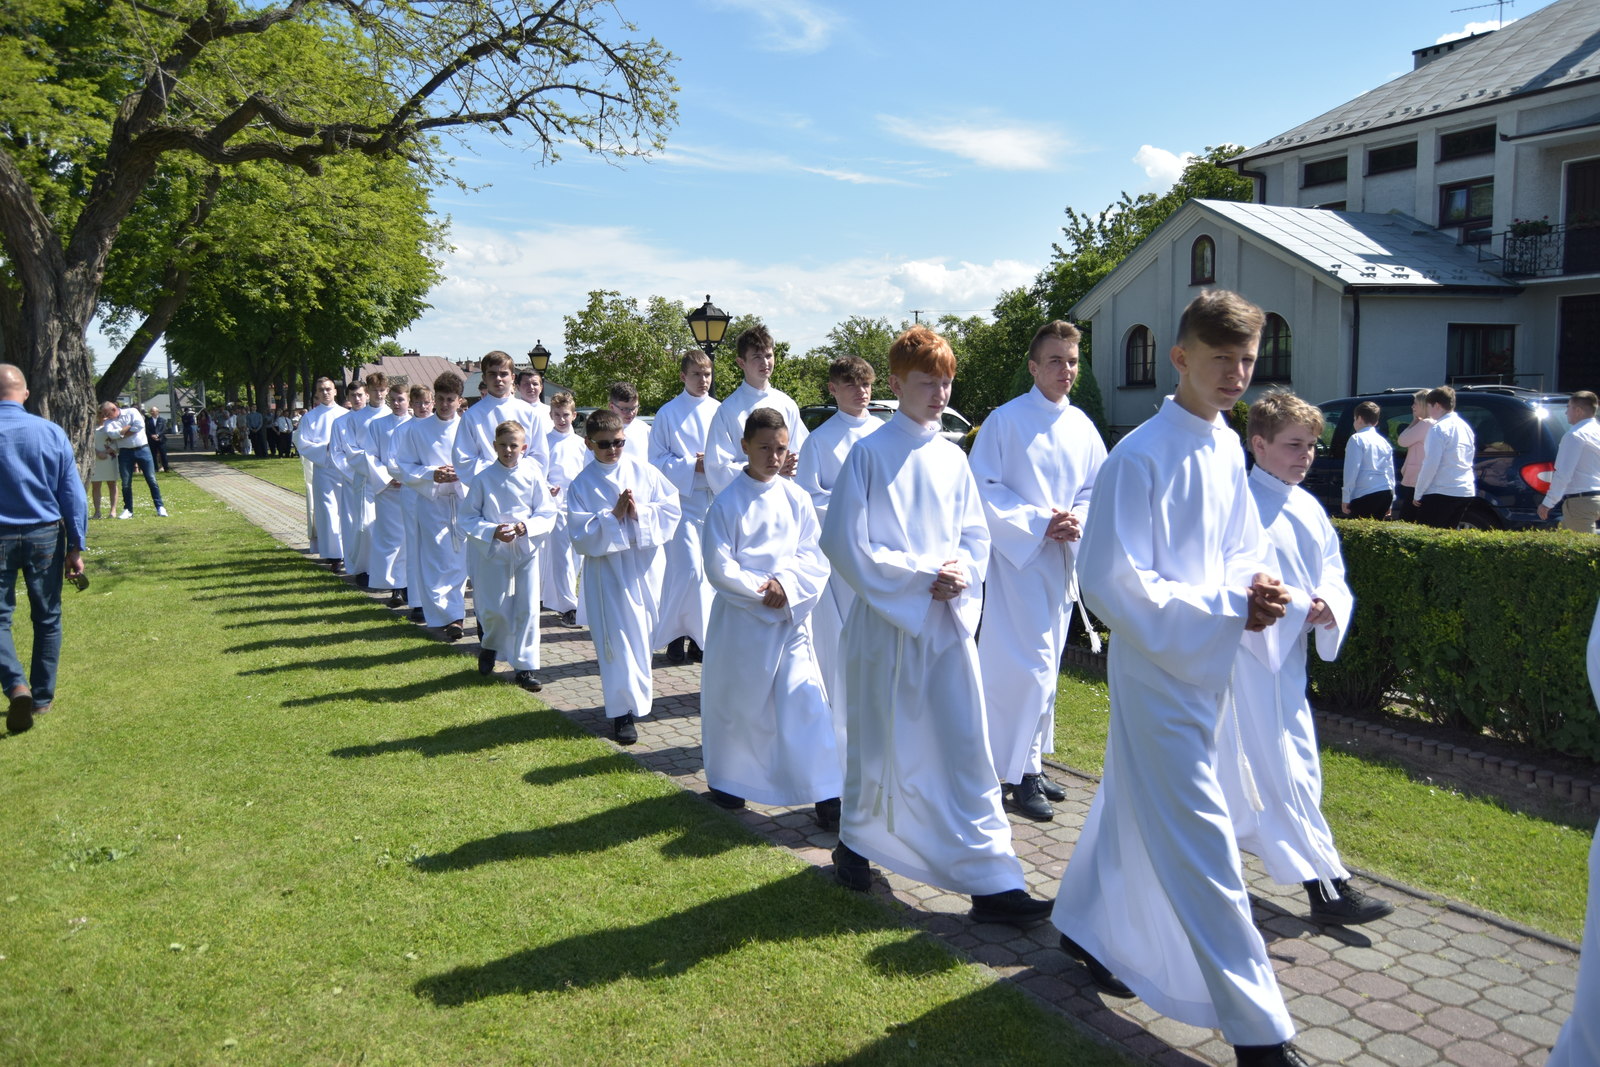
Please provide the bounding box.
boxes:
[1440,177,1493,244]
[1447,323,1515,380]
[1190,235,1215,284]
[1125,325,1155,386]
[1367,142,1418,175]
[1258,313,1292,382]
[1313,201,1347,211]
[1439,124,1496,162]
[1302,157,1348,187]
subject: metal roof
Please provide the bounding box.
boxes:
[1200,200,1520,290]
[351,354,463,390]
[1239,0,1600,161]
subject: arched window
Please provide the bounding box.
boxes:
[1258,313,1292,382]
[1125,324,1156,386]
[1190,235,1216,285]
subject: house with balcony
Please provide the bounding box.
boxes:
[1080,0,1600,435]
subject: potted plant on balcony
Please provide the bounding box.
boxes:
[1509,216,1553,237]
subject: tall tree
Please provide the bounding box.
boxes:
[557,291,693,408]
[0,0,677,456]
[803,315,895,398]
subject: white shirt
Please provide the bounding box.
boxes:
[1413,411,1476,500]
[1544,417,1600,507]
[1341,425,1396,503]
[108,407,148,449]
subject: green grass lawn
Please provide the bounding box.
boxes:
[1049,667,1595,941]
[0,477,1125,1065]
[209,452,308,493]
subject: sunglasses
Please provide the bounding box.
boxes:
[592,439,625,449]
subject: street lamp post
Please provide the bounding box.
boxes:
[526,340,551,374]
[684,294,731,392]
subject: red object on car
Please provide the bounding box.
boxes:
[1521,461,1555,492]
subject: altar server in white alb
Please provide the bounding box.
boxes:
[400,385,435,621]
[454,350,551,484]
[608,380,653,464]
[819,326,1050,927]
[365,383,413,608]
[541,392,587,626]
[1221,391,1393,929]
[650,351,720,664]
[294,377,348,569]
[794,355,880,715]
[329,375,390,585]
[464,421,560,693]
[566,409,681,746]
[1545,599,1600,1067]
[1049,291,1305,1067]
[395,371,470,641]
[700,407,841,827]
[970,321,1105,823]
[704,325,808,493]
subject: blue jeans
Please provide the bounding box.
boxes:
[118,446,164,511]
[0,523,66,707]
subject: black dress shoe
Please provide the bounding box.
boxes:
[560,609,578,628]
[386,591,405,608]
[443,621,464,642]
[1037,773,1067,802]
[1235,1042,1310,1066]
[6,688,34,735]
[832,842,872,892]
[477,648,496,675]
[665,637,687,664]
[514,670,542,692]
[1306,878,1395,926]
[612,713,638,745]
[687,638,703,663]
[970,889,1053,926]
[1059,934,1134,998]
[1003,774,1055,821]
[813,796,841,832]
[409,607,425,621]
[707,788,745,810]
[352,571,369,589]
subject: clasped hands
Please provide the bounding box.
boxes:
[493,521,527,543]
[1245,572,1290,632]
[431,464,458,484]
[930,560,967,602]
[1045,508,1081,543]
[611,488,638,521]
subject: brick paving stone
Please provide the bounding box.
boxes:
[184,453,1587,1067]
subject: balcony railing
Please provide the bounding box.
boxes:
[1479,221,1600,278]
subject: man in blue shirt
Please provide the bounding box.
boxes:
[0,364,87,734]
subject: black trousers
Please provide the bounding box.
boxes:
[1416,494,1470,529]
[1346,490,1392,519]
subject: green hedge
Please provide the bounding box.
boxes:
[1310,520,1600,762]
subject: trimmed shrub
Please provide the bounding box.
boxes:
[1310,520,1600,761]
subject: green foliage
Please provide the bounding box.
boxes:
[558,291,696,408]
[770,350,832,406]
[803,315,896,399]
[1310,521,1600,760]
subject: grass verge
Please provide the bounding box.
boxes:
[210,452,308,493]
[1050,667,1594,941]
[0,476,1124,1065]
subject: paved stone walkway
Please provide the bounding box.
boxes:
[180,453,1579,1066]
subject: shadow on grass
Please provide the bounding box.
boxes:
[284,673,505,708]
[413,795,750,871]
[221,608,398,628]
[228,627,427,654]
[522,755,630,786]
[331,708,575,759]
[414,870,898,1004]
[238,643,464,674]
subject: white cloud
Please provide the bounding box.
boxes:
[1133,144,1195,188]
[391,223,1039,362]
[651,142,911,184]
[799,165,909,185]
[709,0,841,53]
[879,115,1069,171]
[1436,17,1515,43]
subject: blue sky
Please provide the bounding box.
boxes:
[95,0,1552,372]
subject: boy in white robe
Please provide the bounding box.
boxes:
[1050,290,1305,1067]
[516,368,548,419]
[365,384,413,607]
[540,392,586,625]
[348,372,393,586]
[1221,391,1393,927]
[705,325,808,493]
[464,421,560,692]
[794,355,880,741]
[608,380,653,464]
[970,321,1106,823]
[701,407,841,826]
[293,377,347,569]
[649,352,720,663]
[818,326,1050,927]
[400,386,434,621]
[395,372,469,641]
[566,409,681,745]
[454,350,551,484]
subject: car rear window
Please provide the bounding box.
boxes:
[1455,399,1548,456]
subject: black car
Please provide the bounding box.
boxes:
[1307,386,1572,529]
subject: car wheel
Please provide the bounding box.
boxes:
[1457,505,1498,531]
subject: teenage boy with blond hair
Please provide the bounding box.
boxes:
[366,383,414,607]
[819,326,1049,926]
[395,372,469,641]
[1049,290,1304,1067]
[464,421,560,692]
[541,391,586,625]
[1222,390,1393,930]
[700,407,840,826]
[970,320,1105,823]
[566,409,681,745]
[705,325,808,493]
[650,351,720,663]
[795,355,880,719]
